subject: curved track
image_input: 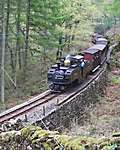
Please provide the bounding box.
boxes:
[0,65,106,124]
[0,91,58,123]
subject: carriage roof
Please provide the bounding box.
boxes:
[87,44,106,51]
[82,48,99,54]
[96,38,107,42]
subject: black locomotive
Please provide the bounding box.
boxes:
[47,35,109,91]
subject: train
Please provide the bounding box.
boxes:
[47,35,109,91]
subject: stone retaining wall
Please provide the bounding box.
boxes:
[37,67,108,130]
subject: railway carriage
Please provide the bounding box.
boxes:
[83,42,108,72]
[82,48,101,72]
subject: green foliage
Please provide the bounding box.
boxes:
[31,0,68,48]
[1,126,120,149]
[106,0,120,17]
[2,0,117,104]
[111,76,120,84]
[30,0,103,53]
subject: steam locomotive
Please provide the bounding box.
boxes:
[47,35,109,91]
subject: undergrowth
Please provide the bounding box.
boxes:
[111,75,120,84]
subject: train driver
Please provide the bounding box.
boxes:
[80,59,85,77]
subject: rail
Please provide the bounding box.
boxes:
[0,90,58,123]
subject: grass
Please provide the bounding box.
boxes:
[111,75,120,84]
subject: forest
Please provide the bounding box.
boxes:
[0,0,120,149]
[0,0,120,109]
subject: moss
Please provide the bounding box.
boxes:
[1,126,120,149]
[42,142,52,150]
[113,132,120,137]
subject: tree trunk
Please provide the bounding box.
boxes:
[14,0,21,85]
[8,44,15,72]
[5,0,10,46]
[15,0,21,71]
[6,0,13,72]
[4,0,16,88]
[1,0,6,104]
[56,35,63,60]
[24,0,30,71]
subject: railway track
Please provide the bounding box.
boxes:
[0,91,58,123]
[0,64,106,124]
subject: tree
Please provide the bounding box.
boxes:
[24,0,31,71]
[1,0,6,103]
